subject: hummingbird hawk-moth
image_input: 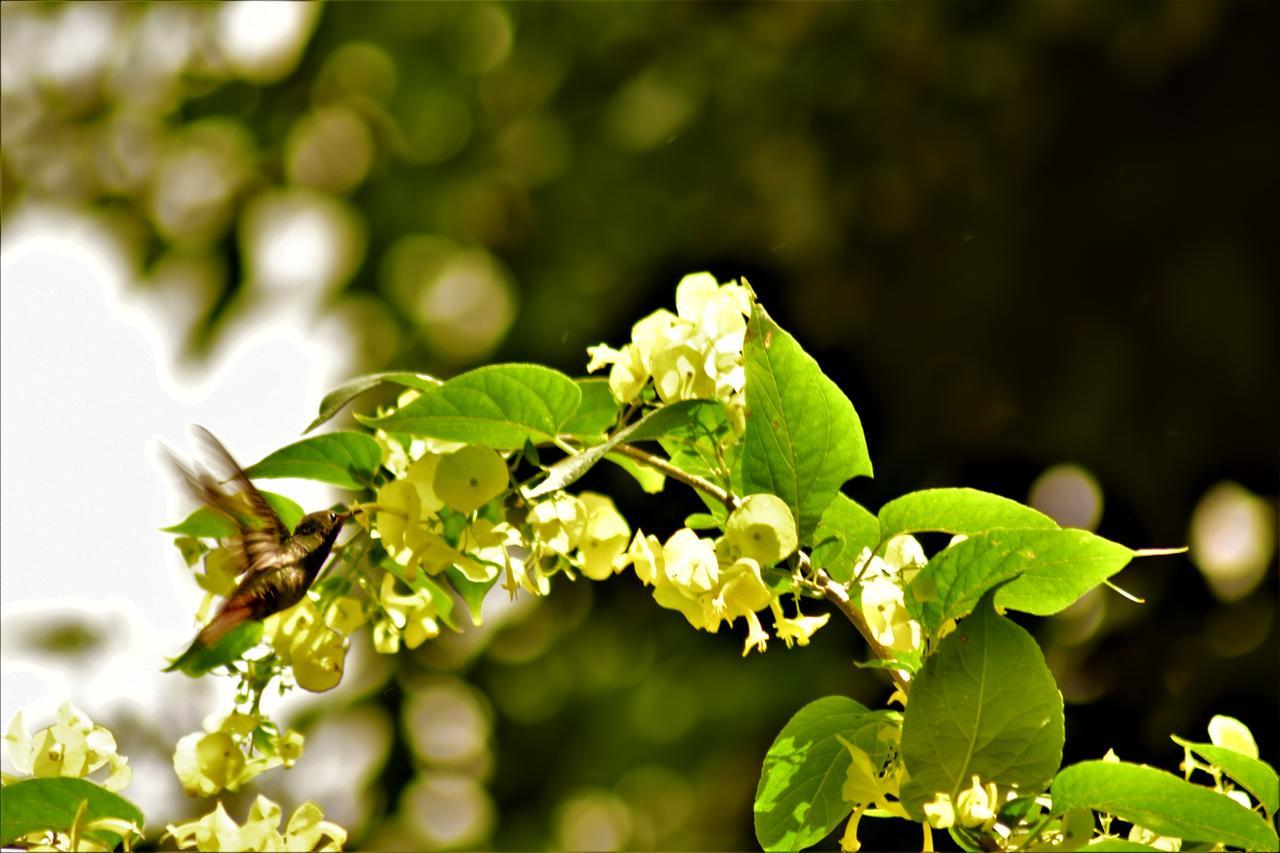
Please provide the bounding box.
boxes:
[164,427,349,672]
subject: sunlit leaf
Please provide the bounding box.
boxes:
[907,528,1134,634]
[754,696,881,852]
[878,488,1056,540]
[163,622,263,677]
[246,431,382,489]
[560,378,622,437]
[1052,761,1278,851]
[361,363,581,449]
[1171,736,1279,816]
[0,777,144,848]
[741,303,872,542]
[305,371,440,433]
[162,491,305,537]
[900,590,1064,817]
[810,494,879,583]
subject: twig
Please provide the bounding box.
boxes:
[799,553,912,695]
[612,444,739,511]
[613,443,909,694]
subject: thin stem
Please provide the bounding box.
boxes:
[614,443,910,694]
[799,554,912,695]
[612,443,739,511]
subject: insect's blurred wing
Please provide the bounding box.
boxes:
[166,427,290,578]
[190,426,287,534]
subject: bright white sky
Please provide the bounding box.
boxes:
[0,204,347,734]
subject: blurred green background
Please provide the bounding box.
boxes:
[2,1,1276,849]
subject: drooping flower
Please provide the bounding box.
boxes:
[4,703,131,793]
[165,795,347,852]
[576,492,631,581]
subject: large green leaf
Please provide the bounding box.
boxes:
[560,378,621,437]
[245,431,382,489]
[810,494,879,583]
[754,696,881,852]
[161,491,305,538]
[741,304,872,542]
[163,621,263,677]
[878,488,1057,540]
[360,363,581,449]
[907,529,1134,634]
[0,777,144,847]
[900,590,1064,817]
[304,371,440,433]
[1171,736,1279,816]
[522,400,724,499]
[1052,761,1279,851]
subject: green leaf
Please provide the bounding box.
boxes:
[810,494,879,583]
[163,621,264,677]
[304,371,440,433]
[245,431,382,490]
[1171,736,1279,816]
[522,400,723,500]
[684,512,721,531]
[0,777,145,847]
[162,491,305,537]
[1052,760,1279,851]
[360,363,581,449]
[899,589,1065,818]
[560,378,621,437]
[878,488,1057,540]
[604,452,667,493]
[996,531,1133,616]
[741,303,872,542]
[754,696,882,852]
[1083,839,1159,851]
[445,566,496,626]
[906,529,1134,635]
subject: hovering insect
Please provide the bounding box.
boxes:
[163,427,350,673]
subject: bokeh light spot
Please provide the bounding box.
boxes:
[314,41,398,105]
[605,68,701,152]
[402,771,494,849]
[216,1,319,83]
[497,114,571,188]
[1029,463,1104,530]
[555,789,633,852]
[149,120,253,245]
[1189,481,1276,602]
[404,680,491,767]
[240,189,365,294]
[447,4,514,74]
[400,89,472,164]
[286,106,375,194]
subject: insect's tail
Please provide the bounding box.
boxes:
[196,605,253,647]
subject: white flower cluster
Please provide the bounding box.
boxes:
[586,272,752,422]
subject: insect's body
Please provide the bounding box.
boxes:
[194,511,344,646]
[164,428,348,669]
